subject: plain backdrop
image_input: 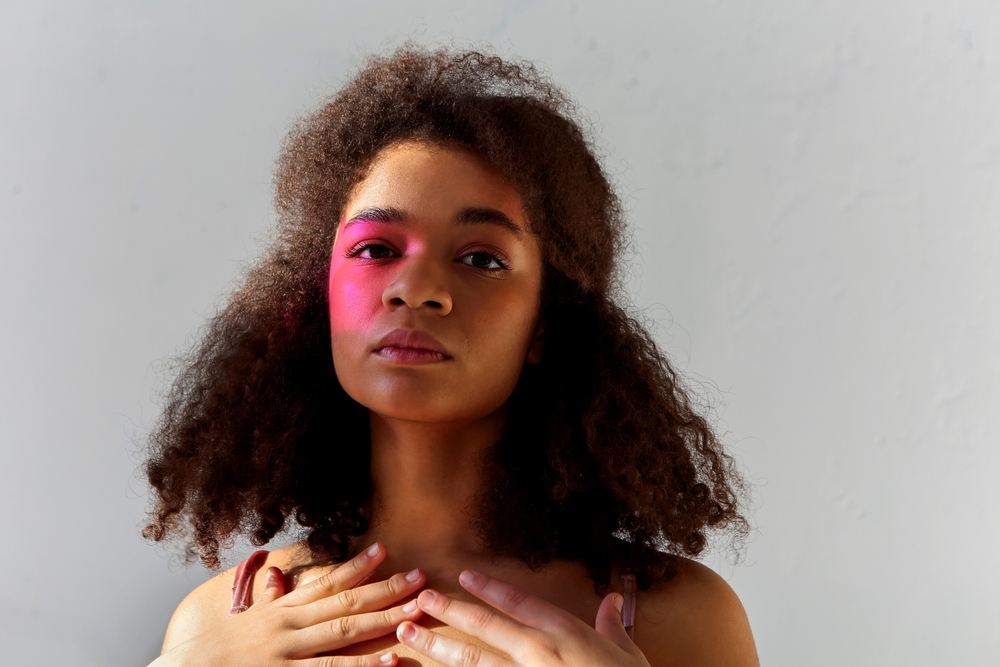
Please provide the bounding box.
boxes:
[1,1,998,665]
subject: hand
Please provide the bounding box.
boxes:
[395,570,652,667]
[153,543,425,667]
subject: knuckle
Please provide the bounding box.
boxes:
[499,587,530,610]
[468,606,494,631]
[433,593,453,613]
[389,572,408,594]
[459,644,483,667]
[317,571,341,595]
[329,615,356,637]
[338,587,362,611]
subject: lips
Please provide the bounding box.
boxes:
[372,328,452,364]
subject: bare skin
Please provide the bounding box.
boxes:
[154,142,759,667]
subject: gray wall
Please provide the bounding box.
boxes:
[2,1,997,665]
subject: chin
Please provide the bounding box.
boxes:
[335,361,519,424]
[370,393,498,424]
[350,378,507,424]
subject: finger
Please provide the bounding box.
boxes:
[415,589,534,659]
[298,651,398,667]
[284,543,386,606]
[458,570,571,633]
[396,621,511,667]
[299,567,425,625]
[594,593,641,654]
[291,600,424,656]
[254,566,287,605]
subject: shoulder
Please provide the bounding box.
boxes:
[160,563,238,653]
[632,558,759,667]
[160,547,308,654]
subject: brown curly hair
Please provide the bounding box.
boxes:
[143,45,747,593]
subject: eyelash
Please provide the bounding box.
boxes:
[346,241,511,273]
[346,241,398,261]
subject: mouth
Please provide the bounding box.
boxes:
[372,328,452,365]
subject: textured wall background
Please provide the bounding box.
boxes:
[1,1,997,665]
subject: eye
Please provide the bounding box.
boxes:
[347,241,399,261]
[458,251,510,272]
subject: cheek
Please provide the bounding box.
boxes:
[467,287,541,377]
[327,265,382,335]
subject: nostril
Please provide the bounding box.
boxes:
[389,297,406,306]
[425,300,442,309]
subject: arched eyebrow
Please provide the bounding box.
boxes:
[344,206,522,238]
[344,206,405,226]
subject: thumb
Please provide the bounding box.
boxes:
[255,566,286,604]
[594,593,639,653]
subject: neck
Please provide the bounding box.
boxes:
[362,407,506,582]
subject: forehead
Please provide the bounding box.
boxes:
[343,141,526,227]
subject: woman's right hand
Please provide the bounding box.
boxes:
[150,543,424,667]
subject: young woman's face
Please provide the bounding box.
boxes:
[328,140,544,424]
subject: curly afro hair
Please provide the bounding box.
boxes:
[142,45,747,593]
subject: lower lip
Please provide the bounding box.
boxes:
[375,346,451,365]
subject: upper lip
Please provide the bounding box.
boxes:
[373,328,451,357]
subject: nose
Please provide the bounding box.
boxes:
[381,252,454,315]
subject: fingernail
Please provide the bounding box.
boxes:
[398,622,417,641]
[459,570,479,587]
[366,543,380,558]
[614,593,624,613]
[420,589,438,606]
[405,568,420,582]
[379,652,395,664]
[402,600,418,613]
[265,568,280,588]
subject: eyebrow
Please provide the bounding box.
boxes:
[344,206,522,237]
[345,206,406,225]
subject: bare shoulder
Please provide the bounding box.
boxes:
[633,558,759,667]
[159,546,306,654]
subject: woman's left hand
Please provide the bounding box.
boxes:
[395,570,652,667]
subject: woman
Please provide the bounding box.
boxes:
[144,47,758,667]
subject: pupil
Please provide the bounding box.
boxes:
[473,253,491,268]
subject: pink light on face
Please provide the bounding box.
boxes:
[327,233,386,337]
